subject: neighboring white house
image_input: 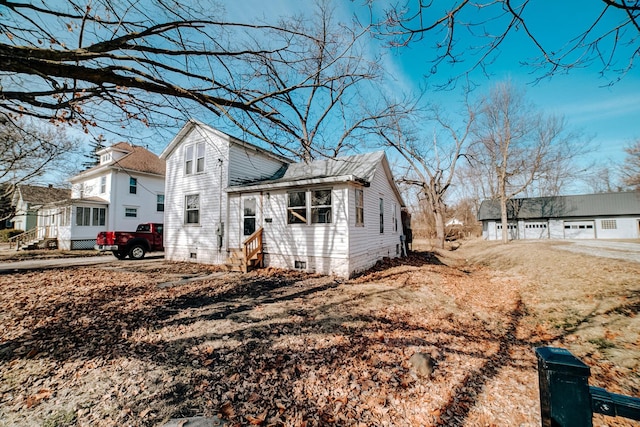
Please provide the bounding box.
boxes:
[478,192,640,240]
[160,119,407,277]
[36,142,165,249]
[10,184,70,231]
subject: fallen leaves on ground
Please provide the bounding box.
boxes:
[0,246,638,426]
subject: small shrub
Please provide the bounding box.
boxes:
[0,228,22,242]
[43,409,76,427]
[589,337,616,350]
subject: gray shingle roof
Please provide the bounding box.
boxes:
[478,192,640,220]
[271,151,384,183]
[229,151,385,189]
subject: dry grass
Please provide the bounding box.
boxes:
[0,239,638,426]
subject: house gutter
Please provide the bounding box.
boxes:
[225,174,370,194]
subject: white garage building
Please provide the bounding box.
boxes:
[478,192,640,240]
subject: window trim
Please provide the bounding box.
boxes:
[287,190,308,224]
[185,142,205,175]
[185,194,200,225]
[100,176,106,194]
[156,194,165,212]
[129,177,137,194]
[355,188,364,227]
[75,206,91,226]
[311,188,332,224]
[379,198,384,234]
[92,207,106,226]
[124,207,138,218]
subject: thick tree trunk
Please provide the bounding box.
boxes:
[500,195,509,243]
[433,206,446,249]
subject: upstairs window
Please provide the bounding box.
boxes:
[311,189,332,224]
[185,142,205,175]
[355,188,364,226]
[287,191,307,224]
[129,177,137,194]
[100,176,106,194]
[157,194,165,212]
[100,153,112,164]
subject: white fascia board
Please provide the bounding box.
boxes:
[226,175,369,193]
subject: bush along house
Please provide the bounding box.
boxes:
[160,119,409,278]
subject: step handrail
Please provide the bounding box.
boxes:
[242,227,264,272]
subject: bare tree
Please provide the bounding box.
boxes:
[0,1,324,139]
[470,81,584,243]
[224,1,401,162]
[374,97,473,249]
[0,115,79,221]
[622,140,640,190]
[583,164,621,193]
[369,1,640,84]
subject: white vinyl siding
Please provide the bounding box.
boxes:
[262,186,349,274]
[162,124,289,265]
[349,163,404,275]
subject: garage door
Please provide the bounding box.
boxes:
[524,221,549,239]
[496,222,518,240]
[563,221,595,239]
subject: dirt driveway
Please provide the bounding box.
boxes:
[0,240,639,427]
[555,240,640,263]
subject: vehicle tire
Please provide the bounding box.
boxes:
[112,250,127,260]
[128,244,146,260]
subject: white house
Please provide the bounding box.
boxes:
[478,192,640,240]
[160,120,407,277]
[36,142,165,249]
[10,184,70,231]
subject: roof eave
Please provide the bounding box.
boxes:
[226,175,369,193]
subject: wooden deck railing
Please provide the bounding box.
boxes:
[242,227,264,273]
[8,226,54,250]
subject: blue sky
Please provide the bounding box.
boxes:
[38,1,638,191]
[226,0,639,168]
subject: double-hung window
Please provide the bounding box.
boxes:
[76,207,91,226]
[392,202,397,232]
[185,194,200,224]
[288,191,307,224]
[311,189,332,224]
[185,142,205,175]
[92,207,106,226]
[129,177,137,194]
[157,194,165,212]
[355,188,364,226]
[379,198,384,233]
[125,207,138,218]
[100,176,106,194]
